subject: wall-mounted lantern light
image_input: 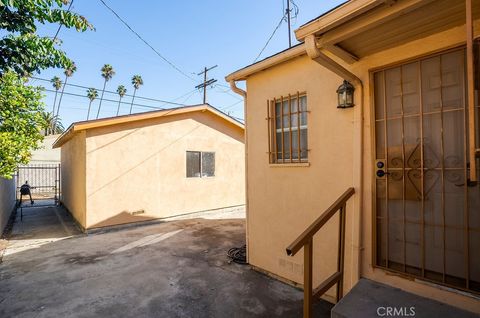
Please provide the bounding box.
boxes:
[336,80,355,108]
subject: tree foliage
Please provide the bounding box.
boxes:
[86,87,98,120]
[0,71,45,178]
[0,0,93,76]
[51,75,62,90]
[97,64,115,118]
[131,74,143,89]
[87,87,98,101]
[40,111,64,135]
[0,0,92,178]
[116,85,126,98]
[129,75,143,114]
[116,85,126,116]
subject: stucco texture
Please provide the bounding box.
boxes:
[61,131,87,228]
[60,110,245,230]
[0,177,16,233]
[244,55,353,302]
[242,19,480,313]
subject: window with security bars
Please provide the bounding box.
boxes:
[186,151,215,178]
[267,93,308,163]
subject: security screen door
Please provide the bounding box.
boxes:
[374,48,480,293]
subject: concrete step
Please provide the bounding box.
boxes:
[331,279,478,318]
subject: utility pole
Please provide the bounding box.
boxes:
[195,65,218,104]
[286,0,292,48]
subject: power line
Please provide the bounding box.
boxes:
[180,90,197,104]
[285,0,300,47]
[286,0,292,47]
[210,83,243,100]
[98,0,195,81]
[53,0,74,42]
[213,85,243,101]
[222,100,243,111]
[214,83,232,89]
[195,65,217,104]
[253,13,286,63]
[32,76,185,107]
[167,88,199,103]
[43,88,172,111]
[230,115,244,122]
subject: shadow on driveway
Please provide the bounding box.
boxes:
[0,209,332,317]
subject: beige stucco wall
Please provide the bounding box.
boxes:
[245,55,353,301]
[83,111,245,229]
[60,131,87,228]
[244,21,480,312]
[0,177,16,233]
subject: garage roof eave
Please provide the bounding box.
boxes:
[52,104,244,149]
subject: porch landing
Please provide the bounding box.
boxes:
[332,279,478,318]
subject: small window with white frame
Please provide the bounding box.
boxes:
[186,151,215,177]
[267,93,308,163]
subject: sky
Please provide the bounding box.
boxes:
[34,0,345,127]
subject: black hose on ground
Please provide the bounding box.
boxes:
[227,245,248,265]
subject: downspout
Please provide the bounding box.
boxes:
[305,34,364,286]
[228,80,250,262]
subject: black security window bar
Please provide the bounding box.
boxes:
[186,151,215,178]
[267,92,308,163]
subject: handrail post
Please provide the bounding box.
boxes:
[336,203,347,302]
[286,188,355,317]
[304,238,313,318]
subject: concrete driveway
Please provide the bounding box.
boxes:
[0,205,332,317]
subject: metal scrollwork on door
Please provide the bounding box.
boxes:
[387,138,444,201]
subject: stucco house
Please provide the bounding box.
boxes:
[53,104,245,231]
[226,0,480,316]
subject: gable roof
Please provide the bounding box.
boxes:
[53,104,244,148]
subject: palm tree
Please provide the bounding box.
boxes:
[56,63,77,119]
[116,85,127,116]
[129,75,143,114]
[86,88,98,120]
[41,112,65,135]
[51,76,62,114]
[96,64,115,119]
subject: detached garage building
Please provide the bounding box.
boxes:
[53,104,245,231]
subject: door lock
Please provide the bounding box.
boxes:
[375,160,388,179]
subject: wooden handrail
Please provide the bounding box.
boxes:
[285,187,355,318]
[286,187,355,256]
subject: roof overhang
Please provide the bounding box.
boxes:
[225,44,306,82]
[52,104,244,148]
[226,0,480,82]
[296,0,480,64]
[295,0,385,41]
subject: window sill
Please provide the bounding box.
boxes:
[186,176,215,179]
[269,162,310,168]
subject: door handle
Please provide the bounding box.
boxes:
[375,160,389,178]
[376,170,390,178]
